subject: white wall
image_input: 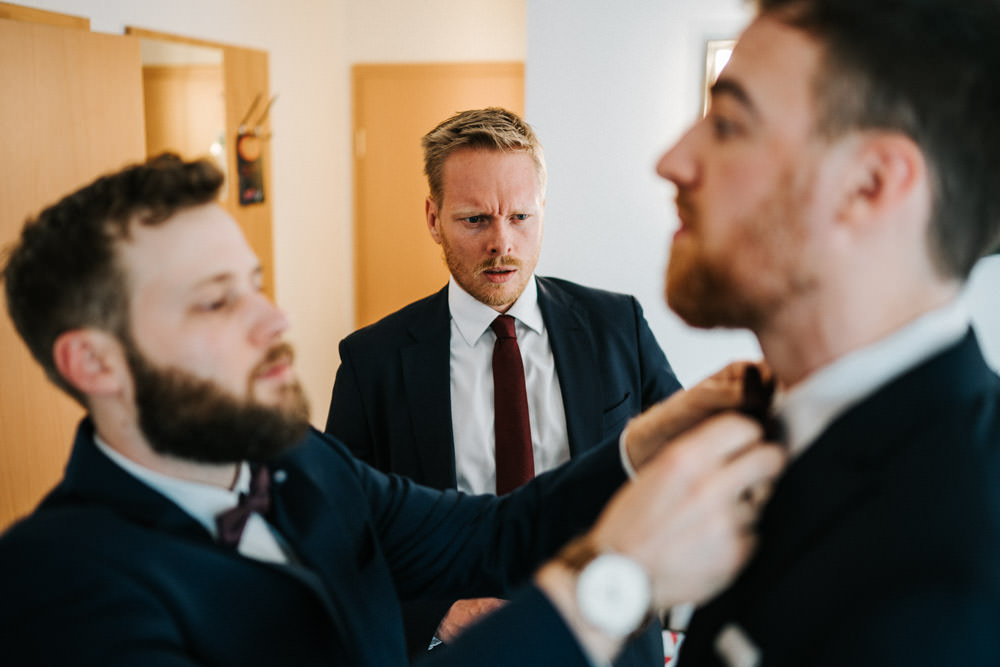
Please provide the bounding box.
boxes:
[526,0,1000,384]
[526,0,758,385]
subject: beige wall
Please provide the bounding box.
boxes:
[346,0,525,62]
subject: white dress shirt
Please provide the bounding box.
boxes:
[774,298,971,456]
[448,275,571,495]
[93,435,291,564]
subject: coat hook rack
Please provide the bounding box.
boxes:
[236,93,277,206]
[238,93,278,139]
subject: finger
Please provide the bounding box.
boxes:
[646,370,750,436]
[633,414,765,505]
[739,479,773,509]
[703,443,786,514]
[665,412,766,468]
[701,361,753,390]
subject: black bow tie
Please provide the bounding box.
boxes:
[740,365,785,444]
[216,465,271,549]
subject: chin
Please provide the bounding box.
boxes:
[480,283,523,307]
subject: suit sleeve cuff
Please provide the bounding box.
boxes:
[618,426,639,480]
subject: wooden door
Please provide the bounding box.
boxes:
[128,28,275,300]
[0,16,146,531]
[222,45,275,298]
[353,63,524,328]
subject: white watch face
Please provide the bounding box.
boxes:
[577,553,651,637]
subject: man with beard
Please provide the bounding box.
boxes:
[326,107,681,662]
[0,154,784,666]
[655,0,1000,664]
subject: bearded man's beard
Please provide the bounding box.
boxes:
[666,166,817,331]
[126,342,310,464]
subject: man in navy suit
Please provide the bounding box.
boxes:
[654,0,1000,664]
[0,154,784,665]
[326,107,681,662]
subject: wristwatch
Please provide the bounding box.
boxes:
[559,537,652,638]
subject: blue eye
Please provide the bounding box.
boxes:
[464,215,486,224]
[511,214,528,221]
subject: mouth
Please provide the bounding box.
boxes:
[257,359,293,382]
[253,343,295,383]
[481,266,518,283]
[673,194,696,237]
[478,256,522,284]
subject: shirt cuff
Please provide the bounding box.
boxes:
[618,426,638,480]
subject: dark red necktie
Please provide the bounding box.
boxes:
[490,315,534,495]
[216,465,271,549]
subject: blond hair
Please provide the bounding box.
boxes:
[421,107,546,205]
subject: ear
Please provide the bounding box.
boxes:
[425,196,443,245]
[52,329,128,398]
[836,132,926,227]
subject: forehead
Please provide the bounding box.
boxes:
[440,148,542,205]
[719,15,824,136]
[119,203,257,298]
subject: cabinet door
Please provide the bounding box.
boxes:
[0,17,145,530]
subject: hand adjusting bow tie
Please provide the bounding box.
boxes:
[216,465,271,549]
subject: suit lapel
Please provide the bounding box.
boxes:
[687,331,996,659]
[688,418,884,648]
[757,329,994,575]
[55,420,215,544]
[55,421,353,647]
[400,286,457,490]
[267,466,362,657]
[537,278,602,457]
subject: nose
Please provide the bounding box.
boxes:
[487,220,514,256]
[656,124,700,188]
[249,292,290,347]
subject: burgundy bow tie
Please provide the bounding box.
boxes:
[216,465,271,549]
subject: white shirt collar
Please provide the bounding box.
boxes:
[774,298,970,456]
[93,433,249,539]
[447,274,544,346]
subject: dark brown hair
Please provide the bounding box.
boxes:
[759,0,1000,276]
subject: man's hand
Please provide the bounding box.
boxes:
[435,597,507,644]
[595,412,782,607]
[625,361,773,470]
[537,411,785,662]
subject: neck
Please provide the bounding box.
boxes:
[89,403,239,489]
[756,278,960,389]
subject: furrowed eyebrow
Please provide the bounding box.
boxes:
[710,76,760,120]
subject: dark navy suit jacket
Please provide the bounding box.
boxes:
[678,331,1000,666]
[325,276,682,663]
[0,420,630,666]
